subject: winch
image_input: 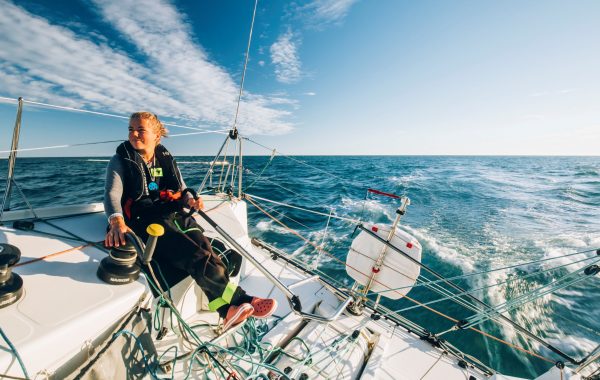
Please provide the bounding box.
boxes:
[97,223,165,285]
[0,243,24,309]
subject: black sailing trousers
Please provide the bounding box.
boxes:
[129,209,249,317]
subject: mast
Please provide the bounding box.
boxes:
[1,97,24,215]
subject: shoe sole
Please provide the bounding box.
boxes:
[252,298,278,319]
[223,303,254,331]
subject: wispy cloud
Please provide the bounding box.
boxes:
[270,29,302,84]
[296,0,359,28]
[268,0,357,84]
[0,0,293,134]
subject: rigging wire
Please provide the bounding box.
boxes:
[0,96,213,132]
[245,195,561,364]
[0,130,228,155]
[380,247,600,294]
[245,193,360,224]
[241,136,347,182]
[458,259,600,330]
[393,252,600,314]
[231,0,258,133]
[246,193,600,294]
[242,149,276,191]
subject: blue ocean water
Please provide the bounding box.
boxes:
[1,155,599,378]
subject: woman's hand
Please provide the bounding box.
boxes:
[105,215,131,247]
[187,196,204,212]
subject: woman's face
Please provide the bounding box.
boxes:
[129,118,159,153]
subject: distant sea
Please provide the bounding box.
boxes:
[2,155,599,378]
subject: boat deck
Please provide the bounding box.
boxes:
[0,197,535,379]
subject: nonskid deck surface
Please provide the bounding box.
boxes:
[0,197,531,379]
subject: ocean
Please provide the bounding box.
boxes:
[2,155,599,378]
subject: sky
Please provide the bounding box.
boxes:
[0,0,599,157]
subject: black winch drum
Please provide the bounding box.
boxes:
[0,243,24,309]
[97,241,141,285]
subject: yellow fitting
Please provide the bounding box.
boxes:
[146,223,165,237]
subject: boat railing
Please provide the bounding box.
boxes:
[195,208,354,323]
[240,191,600,375]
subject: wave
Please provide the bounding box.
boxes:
[402,225,476,272]
[339,197,395,223]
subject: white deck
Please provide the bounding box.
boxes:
[0,197,578,379]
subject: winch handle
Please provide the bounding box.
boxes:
[181,188,200,218]
[123,226,164,265]
[142,224,165,264]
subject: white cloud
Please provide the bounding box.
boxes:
[304,92,316,96]
[297,0,358,28]
[0,0,293,134]
[270,30,302,84]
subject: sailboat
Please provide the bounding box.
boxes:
[1,4,599,380]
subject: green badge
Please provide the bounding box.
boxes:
[150,167,163,177]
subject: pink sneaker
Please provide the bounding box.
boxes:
[223,303,254,331]
[250,297,278,318]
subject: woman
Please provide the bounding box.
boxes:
[104,111,276,330]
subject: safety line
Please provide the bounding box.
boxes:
[245,193,360,224]
[241,136,346,182]
[245,194,556,364]
[0,130,228,154]
[393,252,599,314]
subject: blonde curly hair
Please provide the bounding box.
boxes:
[129,112,169,138]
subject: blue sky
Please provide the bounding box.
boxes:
[0,0,598,156]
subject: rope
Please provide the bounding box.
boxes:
[388,249,600,298]
[245,193,360,224]
[420,350,445,380]
[242,151,276,191]
[462,258,600,328]
[229,138,239,189]
[245,176,334,213]
[468,326,554,363]
[241,136,347,182]
[0,130,227,154]
[385,247,600,293]
[0,327,30,379]
[217,138,231,192]
[311,208,333,270]
[245,194,557,365]
[245,196,600,300]
[393,252,600,314]
[0,97,214,132]
[15,243,94,267]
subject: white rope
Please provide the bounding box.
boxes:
[0,96,18,104]
[244,169,331,210]
[245,193,360,224]
[0,130,228,154]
